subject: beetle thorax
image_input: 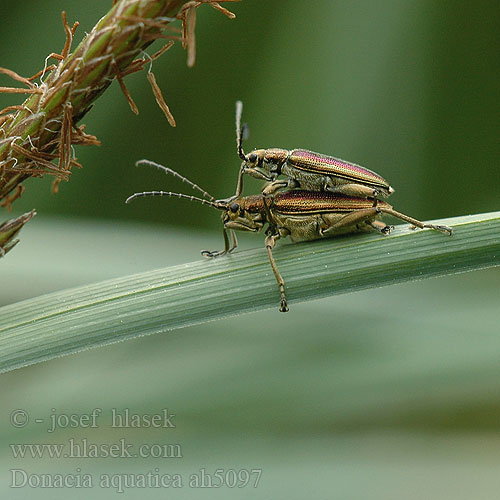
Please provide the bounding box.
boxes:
[262,148,289,167]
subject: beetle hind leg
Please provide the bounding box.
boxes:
[377,208,453,236]
[366,220,394,235]
[320,208,380,237]
[325,182,379,199]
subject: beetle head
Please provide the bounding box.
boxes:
[241,149,274,181]
[221,196,265,233]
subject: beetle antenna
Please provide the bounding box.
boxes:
[235,100,246,160]
[135,159,215,201]
[125,190,226,209]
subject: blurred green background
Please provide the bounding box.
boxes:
[1,1,499,498]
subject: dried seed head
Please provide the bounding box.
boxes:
[0,0,238,220]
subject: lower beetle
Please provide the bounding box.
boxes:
[127,160,452,312]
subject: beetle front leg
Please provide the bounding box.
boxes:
[201,228,238,258]
[233,165,245,198]
[264,233,289,312]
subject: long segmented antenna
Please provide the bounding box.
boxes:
[235,100,246,160]
[125,190,224,209]
[135,159,215,201]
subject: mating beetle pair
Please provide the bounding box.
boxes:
[127,102,452,312]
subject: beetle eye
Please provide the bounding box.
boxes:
[230,202,239,213]
[248,153,257,163]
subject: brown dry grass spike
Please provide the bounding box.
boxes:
[0,0,240,237]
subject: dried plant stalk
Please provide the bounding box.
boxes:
[0,0,239,217]
[0,210,36,257]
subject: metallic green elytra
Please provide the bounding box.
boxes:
[234,101,394,199]
[126,161,452,313]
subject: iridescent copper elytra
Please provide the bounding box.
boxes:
[233,100,394,199]
[126,161,452,312]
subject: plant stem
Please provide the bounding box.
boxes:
[0,211,499,374]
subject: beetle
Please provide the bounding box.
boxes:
[233,101,395,199]
[126,160,452,312]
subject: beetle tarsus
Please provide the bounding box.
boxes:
[366,220,393,235]
[279,295,289,313]
[377,208,453,236]
[424,224,453,236]
[201,249,225,258]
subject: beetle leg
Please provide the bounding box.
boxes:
[320,208,380,236]
[325,182,379,199]
[201,228,238,258]
[367,220,394,235]
[377,207,453,235]
[262,180,289,195]
[265,233,289,312]
[227,229,238,253]
[233,165,245,198]
[262,178,299,196]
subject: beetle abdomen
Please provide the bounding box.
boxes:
[289,149,391,192]
[273,190,391,215]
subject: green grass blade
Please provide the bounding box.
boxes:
[0,211,499,374]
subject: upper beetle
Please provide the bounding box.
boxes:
[234,101,394,199]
